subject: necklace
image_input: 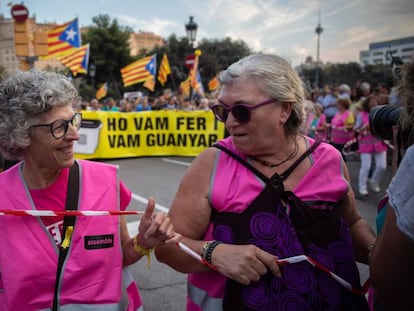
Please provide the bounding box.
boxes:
[251,140,299,168]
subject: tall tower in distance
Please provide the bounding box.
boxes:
[314,11,323,88]
[315,11,323,64]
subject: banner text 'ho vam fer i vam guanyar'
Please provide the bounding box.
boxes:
[74,110,226,159]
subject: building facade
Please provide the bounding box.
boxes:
[0,15,20,73]
[129,31,164,56]
[1,15,165,74]
[0,15,64,73]
[360,36,414,67]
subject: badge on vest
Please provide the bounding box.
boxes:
[84,234,114,250]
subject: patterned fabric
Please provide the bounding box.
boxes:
[209,139,368,310]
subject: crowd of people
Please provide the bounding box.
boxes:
[300,80,395,198]
[78,89,216,113]
[0,53,413,310]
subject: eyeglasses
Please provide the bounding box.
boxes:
[31,113,82,139]
[210,99,275,123]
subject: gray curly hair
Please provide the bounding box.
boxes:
[0,70,79,160]
[218,53,305,137]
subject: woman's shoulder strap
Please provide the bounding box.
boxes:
[213,143,270,182]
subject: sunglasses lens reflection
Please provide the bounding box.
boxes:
[73,114,82,130]
[232,106,249,123]
[213,105,227,122]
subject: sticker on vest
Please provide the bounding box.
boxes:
[84,234,114,249]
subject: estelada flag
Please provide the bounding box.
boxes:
[57,44,89,76]
[143,76,155,92]
[121,55,156,87]
[158,53,171,86]
[42,18,81,59]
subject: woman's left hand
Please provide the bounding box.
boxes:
[137,197,181,249]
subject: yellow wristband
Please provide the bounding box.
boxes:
[133,236,154,269]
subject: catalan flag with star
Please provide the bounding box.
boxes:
[120,55,156,88]
[43,18,81,59]
[57,44,89,76]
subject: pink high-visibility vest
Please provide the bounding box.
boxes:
[0,160,142,311]
[331,110,354,144]
[187,137,350,310]
[357,111,387,153]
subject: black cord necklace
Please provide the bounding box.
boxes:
[251,140,299,168]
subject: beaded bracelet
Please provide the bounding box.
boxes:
[133,235,154,269]
[201,240,222,265]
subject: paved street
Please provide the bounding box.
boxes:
[110,155,393,311]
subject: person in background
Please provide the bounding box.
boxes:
[164,96,178,110]
[338,83,351,99]
[101,97,119,111]
[155,53,375,310]
[181,96,196,111]
[317,84,338,123]
[198,97,210,111]
[329,97,355,161]
[136,96,152,112]
[308,103,327,141]
[354,96,388,196]
[370,60,414,310]
[89,98,101,111]
[0,70,180,310]
[300,98,315,136]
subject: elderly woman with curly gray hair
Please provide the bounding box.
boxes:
[0,70,180,310]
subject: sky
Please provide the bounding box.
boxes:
[1,0,413,67]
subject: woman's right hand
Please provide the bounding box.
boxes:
[210,243,281,285]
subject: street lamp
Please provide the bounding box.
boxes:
[89,63,96,88]
[185,16,198,48]
[185,16,198,100]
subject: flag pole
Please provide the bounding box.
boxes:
[170,68,177,92]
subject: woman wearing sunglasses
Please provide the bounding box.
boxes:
[0,70,180,311]
[156,53,375,310]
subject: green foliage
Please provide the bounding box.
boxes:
[197,37,251,83]
[149,35,251,94]
[299,62,395,90]
[361,64,395,88]
[79,83,95,100]
[323,62,362,87]
[82,14,134,98]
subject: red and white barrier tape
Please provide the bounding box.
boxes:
[0,210,370,295]
[176,242,370,296]
[0,210,144,217]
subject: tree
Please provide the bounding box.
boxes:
[361,64,394,89]
[82,14,134,98]
[298,61,395,91]
[149,36,251,94]
[323,62,362,87]
[197,37,251,84]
